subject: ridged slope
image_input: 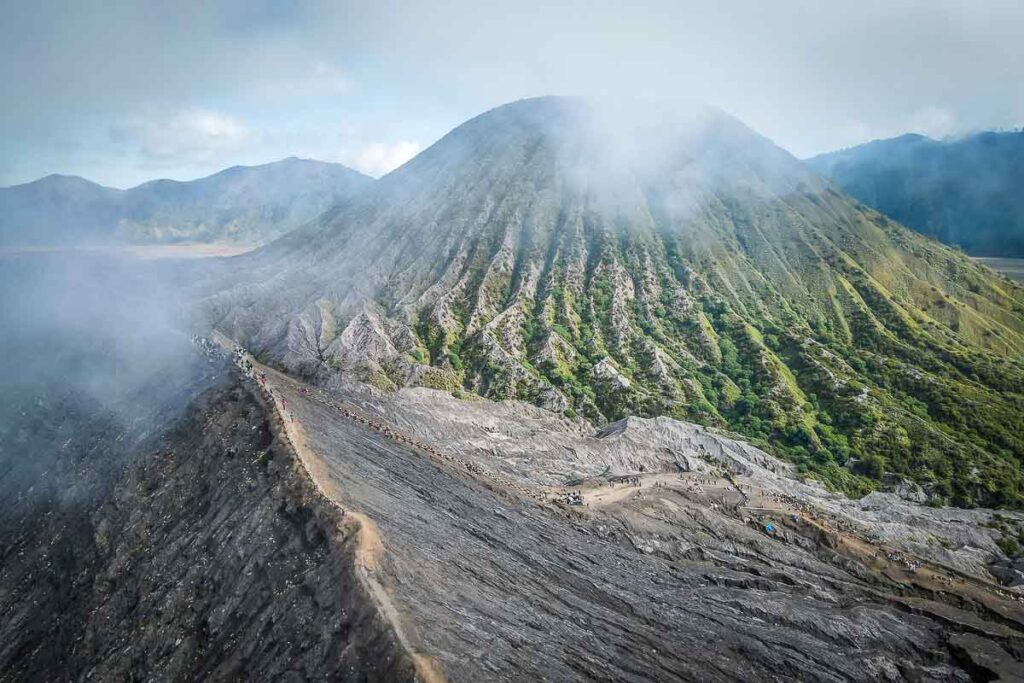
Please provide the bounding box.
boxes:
[210,97,1024,506]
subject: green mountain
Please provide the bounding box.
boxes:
[807,131,1024,256]
[0,157,372,247]
[212,97,1024,507]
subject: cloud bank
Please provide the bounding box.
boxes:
[1,0,1021,186]
[110,109,255,167]
[344,141,423,177]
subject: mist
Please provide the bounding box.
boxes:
[2,252,194,398]
[564,97,822,200]
[0,250,221,502]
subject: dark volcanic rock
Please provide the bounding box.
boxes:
[0,369,415,682]
[991,559,1024,588]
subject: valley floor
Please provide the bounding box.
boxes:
[975,257,1024,281]
[0,242,256,259]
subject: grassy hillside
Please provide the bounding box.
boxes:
[403,186,1024,507]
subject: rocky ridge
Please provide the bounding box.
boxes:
[0,157,372,247]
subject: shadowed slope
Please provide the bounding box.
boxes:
[808,131,1024,257]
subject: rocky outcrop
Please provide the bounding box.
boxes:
[883,472,930,504]
[590,357,631,390]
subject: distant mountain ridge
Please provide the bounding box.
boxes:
[0,157,373,247]
[807,130,1024,256]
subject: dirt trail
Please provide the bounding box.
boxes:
[212,332,444,683]
[582,472,740,508]
[282,411,445,683]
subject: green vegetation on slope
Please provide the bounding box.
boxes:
[235,98,1024,508]
[397,185,1024,508]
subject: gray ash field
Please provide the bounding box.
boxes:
[241,352,1024,681]
[976,257,1024,282]
[4,316,1024,680]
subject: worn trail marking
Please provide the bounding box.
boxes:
[212,331,445,683]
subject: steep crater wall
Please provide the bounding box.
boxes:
[0,370,416,682]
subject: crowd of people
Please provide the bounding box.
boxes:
[877,549,924,573]
[232,344,255,377]
[676,477,710,496]
[192,335,225,361]
[557,490,585,506]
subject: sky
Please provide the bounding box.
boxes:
[1,0,1022,188]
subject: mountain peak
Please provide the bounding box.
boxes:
[387,95,818,208]
[215,98,1024,506]
[891,132,934,144]
[6,173,110,192]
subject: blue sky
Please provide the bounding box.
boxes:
[2,0,1022,188]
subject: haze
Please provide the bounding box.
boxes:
[2,0,1022,188]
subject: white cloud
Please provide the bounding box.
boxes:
[907,106,957,139]
[307,61,350,95]
[110,108,253,164]
[252,60,351,99]
[345,140,422,177]
[830,106,960,152]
